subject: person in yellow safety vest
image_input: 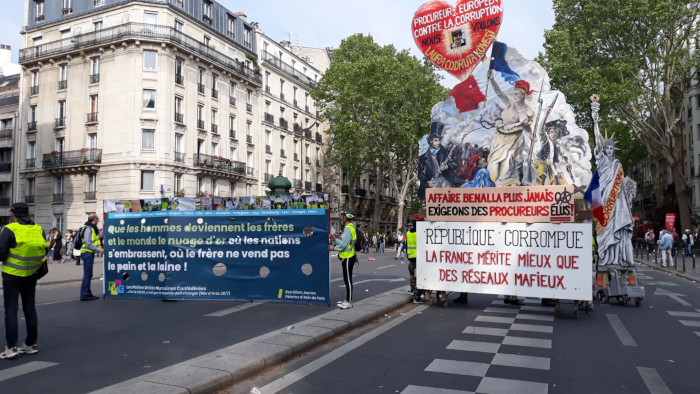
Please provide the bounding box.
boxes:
[79,213,103,302]
[0,203,50,359]
[329,209,357,310]
[406,214,421,301]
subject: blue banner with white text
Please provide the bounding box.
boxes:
[103,209,330,303]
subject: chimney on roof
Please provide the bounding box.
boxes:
[250,22,259,29]
[234,12,247,22]
[280,40,291,47]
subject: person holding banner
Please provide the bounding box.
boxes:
[329,210,357,310]
[78,214,103,301]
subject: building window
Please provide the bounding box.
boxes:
[175,133,183,154]
[203,1,212,21]
[55,217,64,232]
[142,130,155,150]
[197,177,204,193]
[211,109,218,129]
[94,21,103,31]
[62,0,72,15]
[230,146,237,161]
[212,142,219,156]
[211,179,218,195]
[144,51,157,70]
[91,57,100,80]
[27,178,35,199]
[175,96,183,119]
[87,133,97,149]
[35,1,44,19]
[246,184,251,196]
[144,12,158,25]
[244,26,252,48]
[59,64,68,89]
[229,115,236,131]
[175,19,183,32]
[227,16,236,39]
[31,71,39,88]
[54,176,63,195]
[175,173,183,194]
[175,58,184,84]
[87,174,96,194]
[204,35,211,47]
[57,100,66,120]
[141,171,155,191]
[246,120,252,136]
[197,104,204,122]
[143,90,156,109]
[247,152,253,167]
[247,89,253,104]
[27,141,36,160]
[229,181,235,197]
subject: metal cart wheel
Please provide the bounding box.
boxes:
[623,297,629,307]
[443,300,448,308]
[616,296,624,304]
[635,298,642,306]
[596,290,609,304]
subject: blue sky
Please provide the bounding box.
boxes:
[1,0,554,85]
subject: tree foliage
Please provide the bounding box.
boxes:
[312,34,448,229]
[538,0,700,231]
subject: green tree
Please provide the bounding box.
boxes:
[538,0,700,232]
[312,34,448,230]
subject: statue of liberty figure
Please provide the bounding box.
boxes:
[590,95,635,266]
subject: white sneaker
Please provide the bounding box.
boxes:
[339,301,353,309]
[336,300,347,305]
[17,343,38,355]
[0,347,18,359]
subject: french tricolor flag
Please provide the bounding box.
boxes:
[584,170,604,224]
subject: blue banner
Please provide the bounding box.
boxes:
[103,209,330,303]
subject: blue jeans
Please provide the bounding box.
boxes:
[2,272,38,348]
[686,243,693,256]
[379,242,385,253]
[80,252,96,298]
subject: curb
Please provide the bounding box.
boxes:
[90,286,413,394]
[0,277,103,291]
[635,259,699,282]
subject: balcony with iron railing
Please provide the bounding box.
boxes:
[212,89,218,99]
[197,119,205,130]
[294,153,299,161]
[229,96,236,106]
[229,130,236,140]
[293,124,302,134]
[246,103,253,113]
[55,117,66,129]
[293,179,303,189]
[25,195,35,204]
[279,118,288,130]
[264,113,274,124]
[0,162,11,173]
[175,113,184,123]
[174,151,186,163]
[175,74,184,85]
[35,15,44,23]
[193,153,247,177]
[203,14,212,24]
[198,83,205,94]
[280,149,286,158]
[85,191,97,200]
[27,122,37,132]
[304,130,312,139]
[246,135,253,144]
[30,86,39,95]
[53,193,65,202]
[265,86,271,94]
[0,128,12,139]
[25,158,36,169]
[341,185,349,194]
[316,183,322,192]
[266,145,272,154]
[305,157,310,165]
[211,124,218,134]
[316,132,323,143]
[261,51,318,90]
[305,181,312,191]
[43,148,102,170]
[62,7,72,15]
[86,112,98,123]
[58,80,67,90]
[90,74,99,84]
[265,173,274,182]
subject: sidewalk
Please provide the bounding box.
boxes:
[0,256,104,290]
[633,247,700,282]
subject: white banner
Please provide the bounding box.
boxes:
[416,222,592,300]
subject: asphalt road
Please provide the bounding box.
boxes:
[0,249,410,394]
[228,264,700,394]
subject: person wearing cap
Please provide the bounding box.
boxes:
[682,229,695,257]
[0,203,50,359]
[78,213,103,301]
[329,210,357,309]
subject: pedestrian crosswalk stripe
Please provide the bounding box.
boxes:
[520,305,554,313]
[491,353,551,370]
[476,377,548,394]
[447,340,501,353]
[462,326,509,336]
[515,313,555,322]
[0,361,59,382]
[502,336,552,349]
[401,385,474,394]
[475,316,515,324]
[425,359,490,377]
[666,311,700,318]
[483,307,520,314]
[679,320,700,327]
[510,323,553,333]
[695,331,700,338]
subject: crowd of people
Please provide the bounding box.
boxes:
[642,227,698,265]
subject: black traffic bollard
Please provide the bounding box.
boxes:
[682,253,686,272]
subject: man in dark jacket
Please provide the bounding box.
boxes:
[0,203,49,359]
[418,133,462,199]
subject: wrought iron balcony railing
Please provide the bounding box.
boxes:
[85,191,97,200]
[265,86,271,93]
[0,128,12,139]
[25,195,35,204]
[246,135,253,144]
[279,119,288,130]
[197,119,205,130]
[20,23,263,85]
[211,124,218,134]
[294,153,299,161]
[30,86,39,95]
[43,148,102,168]
[26,158,36,169]
[341,185,349,194]
[266,145,272,154]
[212,89,218,99]
[355,188,367,197]
[261,51,318,90]
[58,80,67,90]
[265,173,274,182]
[175,113,184,123]
[35,15,44,23]
[280,149,286,158]
[27,122,37,132]
[175,74,184,85]
[293,179,303,189]
[305,157,310,164]
[174,151,186,163]
[229,130,236,139]
[55,117,66,128]
[264,113,274,124]
[229,96,236,106]
[86,112,98,123]
[53,193,65,202]
[193,153,247,176]
[90,74,100,84]
[316,132,323,143]
[305,181,312,191]
[304,130,312,139]
[293,124,302,134]
[316,183,322,192]
[246,103,253,113]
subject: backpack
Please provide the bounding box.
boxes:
[74,226,87,250]
[353,226,364,253]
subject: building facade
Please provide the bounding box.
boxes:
[0,72,20,225]
[18,0,323,231]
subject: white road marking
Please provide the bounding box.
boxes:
[491,353,550,370]
[447,340,501,353]
[475,316,516,324]
[502,336,552,349]
[510,323,553,334]
[462,326,509,337]
[654,288,692,306]
[204,302,264,317]
[483,307,520,314]
[695,331,700,338]
[330,274,358,283]
[376,265,396,270]
[666,311,700,318]
[258,305,429,393]
[515,313,554,322]
[606,314,638,347]
[401,385,473,394]
[679,320,700,327]
[0,361,59,382]
[425,359,490,377]
[339,278,405,287]
[476,377,548,394]
[636,367,672,394]
[520,306,554,313]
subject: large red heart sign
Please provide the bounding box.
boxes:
[412,0,503,80]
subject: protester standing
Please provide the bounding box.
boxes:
[52,231,64,264]
[65,230,74,261]
[658,229,673,268]
[79,214,103,301]
[645,229,655,253]
[670,227,679,257]
[682,229,694,257]
[379,233,385,253]
[0,203,49,359]
[363,233,370,254]
[395,228,405,260]
[330,210,357,310]
[406,215,421,300]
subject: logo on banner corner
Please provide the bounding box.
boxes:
[109,279,125,295]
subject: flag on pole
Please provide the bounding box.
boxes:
[489,41,520,85]
[584,170,604,224]
[449,76,486,113]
